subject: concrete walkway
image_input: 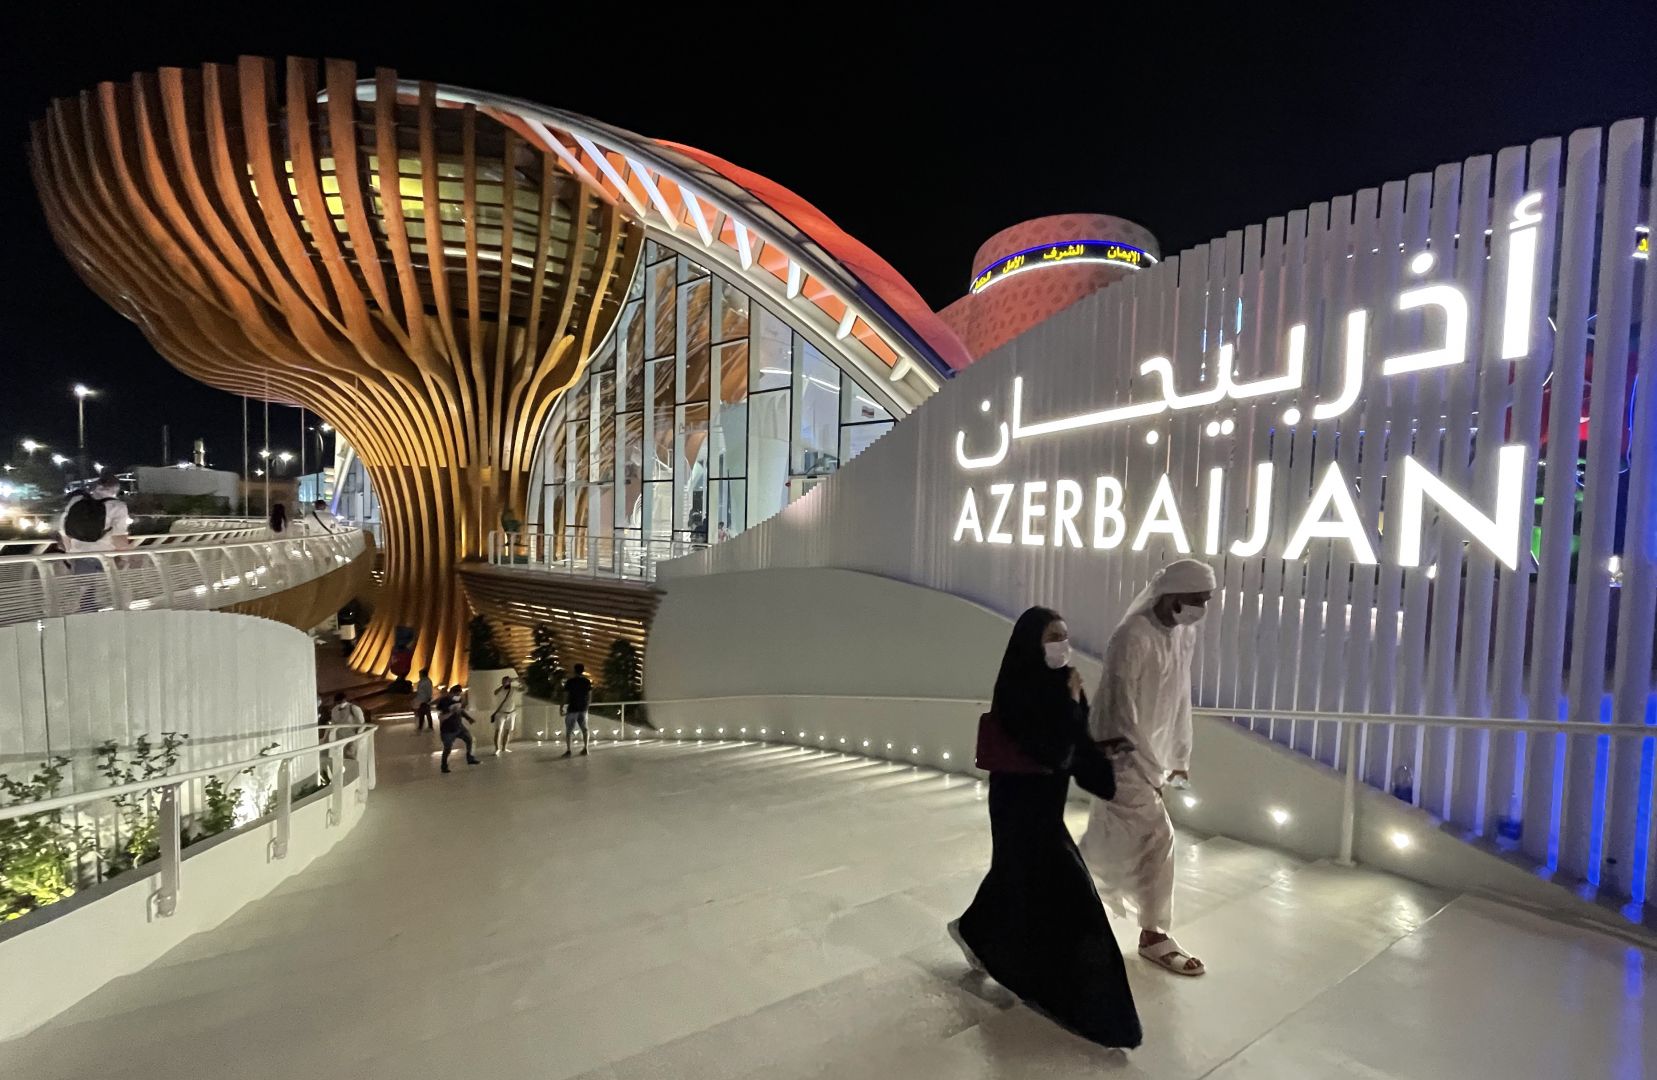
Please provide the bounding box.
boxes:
[2,723,1651,1079]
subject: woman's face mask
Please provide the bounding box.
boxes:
[1043,640,1072,669]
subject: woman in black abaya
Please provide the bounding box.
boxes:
[949,606,1142,1049]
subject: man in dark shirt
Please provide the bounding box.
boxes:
[561,664,593,758]
[438,685,482,773]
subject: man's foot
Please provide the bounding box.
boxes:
[947,918,985,973]
[579,747,588,756]
[560,750,572,758]
[440,765,451,773]
[1138,932,1204,976]
[467,756,481,765]
[503,747,514,754]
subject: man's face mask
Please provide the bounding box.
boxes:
[1171,598,1208,626]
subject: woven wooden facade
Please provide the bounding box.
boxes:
[31,57,643,682]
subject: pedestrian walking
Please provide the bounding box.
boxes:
[413,669,435,732]
[438,685,481,773]
[561,664,592,757]
[491,675,522,754]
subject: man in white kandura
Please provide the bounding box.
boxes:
[1081,557,1216,977]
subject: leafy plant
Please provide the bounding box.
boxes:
[467,615,507,671]
[95,732,186,872]
[0,758,96,921]
[523,624,565,702]
[600,639,650,729]
[196,743,278,842]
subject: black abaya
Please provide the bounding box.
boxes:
[956,607,1142,1049]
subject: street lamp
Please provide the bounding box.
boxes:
[72,384,95,476]
[21,439,42,455]
[51,454,69,467]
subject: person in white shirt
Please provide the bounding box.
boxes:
[59,469,132,554]
[1080,558,1216,978]
[324,693,366,781]
[490,676,522,754]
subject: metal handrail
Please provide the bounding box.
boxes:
[486,529,709,582]
[0,526,366,627]
[0,725,377,822]
[580,693,1657,870]
[0,725,377,919]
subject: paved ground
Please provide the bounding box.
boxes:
[2,722,1652,1079]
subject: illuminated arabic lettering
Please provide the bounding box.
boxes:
[968,239,1157,294]
[1230,324,1306,399]
[1501,193,1544,359]
[1382,253,1470,375]
[1313,311,1368,420]
[1141,346,1233,409]
[955,419,1010,470]
[1009,374,1166,440]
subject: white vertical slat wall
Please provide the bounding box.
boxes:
[0,610,319,791]
[665,119,1657,909]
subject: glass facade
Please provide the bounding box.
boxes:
[535,239,895,556]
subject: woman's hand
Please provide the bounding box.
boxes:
[1067,667,1084,701]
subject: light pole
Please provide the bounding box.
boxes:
[259,448,271,514]
[73,384,94,478]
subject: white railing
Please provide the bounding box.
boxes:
[548,693,1657,875]
[486,529,708,582]
[0,515,345,557]
[0,725,376,920]
[0,527,366,626]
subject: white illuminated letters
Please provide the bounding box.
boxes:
[1396,444,1530,569]
[1204,467,1225,555]
[953,488,983,543]
[1093,477,1126,549]
[1285,462,1377,564]
[1229,463,1275,558]
[1020,481,1049,546]
[986,484,1015,544]
[1501,193,1544,360]
[1054,479,1085,548]
[1132,475,1192,554]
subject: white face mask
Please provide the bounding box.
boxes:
[1171,602,1207,626]
[1043,640,1072,669]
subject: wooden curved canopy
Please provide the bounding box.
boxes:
[30,57,644,683]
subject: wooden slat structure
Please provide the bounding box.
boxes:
[457,564,659,679]
[30,58,644,683]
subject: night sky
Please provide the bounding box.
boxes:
[4,3,1656,474]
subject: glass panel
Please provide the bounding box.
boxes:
[682,277,711,358]
[624,300,645,408]
[746,388,790,527]
[568,421,589,483]
[750,306,792,391]
[715,341,749,406]
[547,417,567,484]
[792,339,841,476]
[644,481,673,540]
[621,412,643,528]
[675,402,710,539]
[626,256,645,301]
[591,483,614,539]
[682,347,710,404]
[572,376,591,425]
[595,408,616,484]
[840,420,893,464]
[712,479,745,541]
[653,406,675,485]
[841,377,892,424]
[650,261,676,358]
[714,277,749,343]
[592,337,615,374]
[677,255,710,283]
[650,356,675,414]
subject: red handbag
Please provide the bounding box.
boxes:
[974,711,1052,774]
